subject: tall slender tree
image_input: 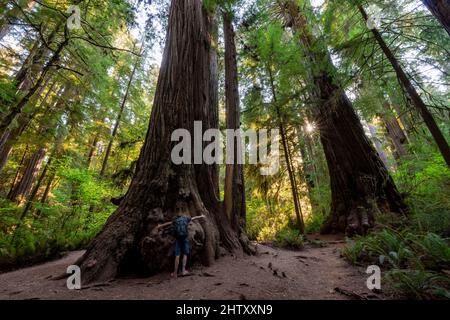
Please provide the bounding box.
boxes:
[100,48,140,177]
[267,66,305,234]
[357,3,450,168]
[223,8,247,233]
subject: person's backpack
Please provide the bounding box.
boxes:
[173,216,190,238]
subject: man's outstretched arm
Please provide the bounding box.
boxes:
[191,215,206,221]
[156,221,173,229]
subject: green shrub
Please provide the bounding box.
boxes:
[273,228,304,249]
[342,229,413,268]
[406,232,450,270]
[414,211,450,238]
[305,211,326,234]
[0,79,18,109]
[0,167,118,269]
[245,198,267,240]
[245,197,294,241]
[342,239,365,265]
[393,152,450,237]
[386,269,450,300]
[343,228,450,299]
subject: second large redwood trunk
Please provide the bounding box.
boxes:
[280,0,408,235]
[315,72,407,235]
[76,0,241,284]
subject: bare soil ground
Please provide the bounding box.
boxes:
[0,235,390,300]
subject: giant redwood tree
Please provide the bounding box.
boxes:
[278,0,407,235]
[75,0,246,284]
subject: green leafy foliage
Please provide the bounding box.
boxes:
[274,228,305,249]
[386,269,450,300]
[342,146,450,299]
[393,152,450,237]
[0,0,155,268]
[0,167,118,268]
[343,229,450,299]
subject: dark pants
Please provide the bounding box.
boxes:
[175,236,189,256]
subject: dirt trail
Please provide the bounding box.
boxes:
[0,237,387,300]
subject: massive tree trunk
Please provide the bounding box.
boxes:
[358,4,450,168]
[7,147,46,203]
[86,133,99,169]
[20,157,51,220]
[391,102,414,138]
[422,0,450,36]
[280,0,407,235]
[6,145,28,193]
[75,0,243,284]
[380,110,409,160]
[315,75,407,235]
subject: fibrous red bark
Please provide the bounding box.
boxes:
[381,110,409,160]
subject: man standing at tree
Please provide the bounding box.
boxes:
[157,202,205,278]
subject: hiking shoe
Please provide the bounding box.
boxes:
[181,270,190,276]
